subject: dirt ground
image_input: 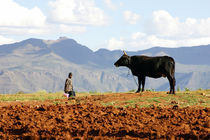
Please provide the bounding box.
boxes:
[0,92,209,139]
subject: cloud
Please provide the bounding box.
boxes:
[147,10,210,39]
[106,32,210,51]
[0,0,89,36]
[104,0,116,10]
[123,10,140,24]
[0,36,15,45]
[49,0,109,26]
[58,24,87,33]
[0,0,46,27]
[0,0,49,35]
[107,37,124,50]
[106,10,210,51]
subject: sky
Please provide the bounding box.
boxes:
[1,0,210,51]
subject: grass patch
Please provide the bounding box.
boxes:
[52,101,66,105]
[138,104,154,108]
[0,90,209,108]
[146,97,162,103]
[177,91,209,107]
[113,90,210,108]
[0,91,64,101]
[125,100,137,104]
[102,101,116,106]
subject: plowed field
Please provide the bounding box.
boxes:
[0,92,209,139]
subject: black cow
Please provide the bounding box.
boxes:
[114,51,176,94]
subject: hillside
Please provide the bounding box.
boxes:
[0,37,210,93]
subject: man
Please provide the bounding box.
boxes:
[64,72,76,99]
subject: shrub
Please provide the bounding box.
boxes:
[129,89,136,92]
[185,88,190,91]
[16,91,25,94]
[177,86,181,91]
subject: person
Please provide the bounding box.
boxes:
[64,72,76,99]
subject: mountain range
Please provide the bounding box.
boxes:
[0,37,209,93]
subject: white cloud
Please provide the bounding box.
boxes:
[0,36,15,45]
[147,10,210,39]
[123,10,140,24]
[58,24,86,33]
[49,0,109,26]
[0,0,49,35]
[0,0,89,36]
[148,10,180,37]
[104,0,116,10]
[107,10,210,51]
[106,32,210,51]
[131,32,146,40]
[0,0,46,27]
[0,26,49,35]
[107,37,124,50]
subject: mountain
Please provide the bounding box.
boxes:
[0,37,209,93]
[134,46,210,65]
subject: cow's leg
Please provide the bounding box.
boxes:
[141,76,146,92]
[169,72,176,94]
[136,76,142,93]
[172,77,176,94]
[167,75,174,94]
[165,61,176,94]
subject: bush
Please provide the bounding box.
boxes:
[129,89,136,92]
[89,91,98,94]
[146,88,155,92]
[16,91,25,94]
[177,86,181,91]
[185,88,190,91]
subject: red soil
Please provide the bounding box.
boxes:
[0,93,209,139]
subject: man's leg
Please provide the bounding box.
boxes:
[68,91,72,97]
[69,91,76,97]
[72,91,76,96]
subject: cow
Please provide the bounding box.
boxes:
[114,51,176,94]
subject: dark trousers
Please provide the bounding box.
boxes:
[68,91,76,97]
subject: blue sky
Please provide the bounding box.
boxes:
[1,0,210,51]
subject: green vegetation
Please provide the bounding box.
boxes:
[184,88,191,91]
[0,90,209,108]
[102,101,116,106]
[0,90,63,102]
[176,86,181,91]
[145,88,155,92]
[100,90,210,108]
[128,89,136,92]
[0,90,110,102]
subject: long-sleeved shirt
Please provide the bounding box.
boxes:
[64,78,73,93]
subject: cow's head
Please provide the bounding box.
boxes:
[114,51,130,67]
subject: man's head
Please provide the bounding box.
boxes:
[68,72,72,78]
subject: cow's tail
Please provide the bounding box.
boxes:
[165,56,175,75]
[168,56,176,85]
[170,57,175,76]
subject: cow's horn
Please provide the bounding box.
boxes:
[123,50,127,55]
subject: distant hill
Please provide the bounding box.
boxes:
[0,37,209,93]
[134,46,210,65]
